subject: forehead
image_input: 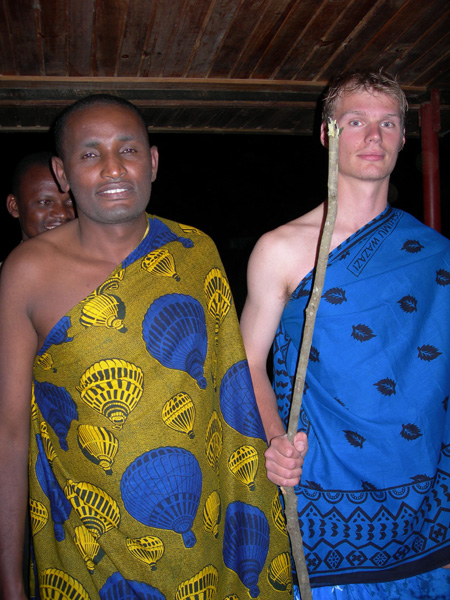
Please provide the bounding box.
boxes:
[20,163,55,190]
[334,88,401,118]
[63,103,147,146]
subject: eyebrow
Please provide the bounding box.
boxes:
[83,135,136,147]
[340,110,401,119]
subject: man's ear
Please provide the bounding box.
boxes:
[6,194,19,218]
[320,121,329,149]
[150,146,159,183]
[51,156,70,193]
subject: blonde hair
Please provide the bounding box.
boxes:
[322,69,408,126]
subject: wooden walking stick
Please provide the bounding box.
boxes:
[281,120,341,600]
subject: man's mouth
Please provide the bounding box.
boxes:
[97,182,133,196]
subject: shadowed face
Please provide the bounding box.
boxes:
[7,163,75,240]
[52,103,158,227]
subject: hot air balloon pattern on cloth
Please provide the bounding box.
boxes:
[79,271,127,333]
[162,392,196,439]
[74,525,105,573]
[228,445,259,491]
[271,493,288,537]
[40,568,90,600]
[175,565,218,600]
[122,216,193,268]
[126,535,165,570]
[34,434,72,542]
[34,380,78,451]
[37,316,73,355]
[64,479,121,539]
[40,422,57,465]
[203,490,221,538]
[77,359,144,430]
[220,360,266,442]
[29,497,48,536]
[223,502,270,599]
[77,425,119,475]
[205,410,223,474]
[142,294,208,389]
[204,267,232,389]
[141,248,181,282]
[267,552,292,592]
[99,572,167,600]
[121,446,202,549]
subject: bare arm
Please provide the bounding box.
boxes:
[241,231,307,487]
[0,252,39,600]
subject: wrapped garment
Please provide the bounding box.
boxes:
[29,215,292,599]
[274,206,450,587]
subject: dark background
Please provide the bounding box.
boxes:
[1,131,449,316]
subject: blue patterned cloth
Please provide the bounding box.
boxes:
[274,206,450,587]
[294,567,450,599]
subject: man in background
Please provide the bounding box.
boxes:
[6,151,75,242]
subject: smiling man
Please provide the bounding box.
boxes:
[0,95,294,600]
[240,70,450,598]
[6,151,75,241]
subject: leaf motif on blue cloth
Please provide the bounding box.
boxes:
[397,295,417,313]
[436,269,450,286]
[309,347,319,362]
[322,287,347,305]
[417,344,442,361]
[441,442,450,458]
[443,396,449,412]
[401,239,424,253]
[400,423,422,441]
[335,397,346,407]
[339,250,350,260]
[351,324,376,342]
[305,481,324,491]
[410,474,429,482]
[374,378,396,396]
[343,430,365,448]
[361,481,377,491]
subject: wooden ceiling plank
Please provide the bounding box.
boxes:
[229,0,303,79]
[116,0,156,76]
[7,0,42,75]
[140,0,186,77]
[40,0,68,76]
[318,0,407,81]
[406,37,450,87]
[389,7,450,85]
[185,0,242,78]
[345,0,445,75]
[67,0,96,76]
[92,0,130,76]
[161,0,215,77]
[207,0,269,78]
[0,1,16,75]
[297,0,377,81]
[271,0,357,80]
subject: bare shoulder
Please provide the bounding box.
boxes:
[249,204,325,295]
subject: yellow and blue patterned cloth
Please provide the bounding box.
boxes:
[30,214,292,599]
[274,206,450,588]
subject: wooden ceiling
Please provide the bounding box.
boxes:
[1,0,449,137]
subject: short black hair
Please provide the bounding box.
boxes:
[53,94,148,158]
[11,151,54,197]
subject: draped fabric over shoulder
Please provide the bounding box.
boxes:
[29,214,292,599]
[274,206,450,587]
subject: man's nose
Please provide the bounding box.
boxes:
[101,154,127,178]
[365,123,381,143]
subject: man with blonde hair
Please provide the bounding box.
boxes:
[241,70,450,598]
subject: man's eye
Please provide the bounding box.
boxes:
[122,147,137,154]
[381,121,394,128]
[349,120,362,127]
[81,152,97,159]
